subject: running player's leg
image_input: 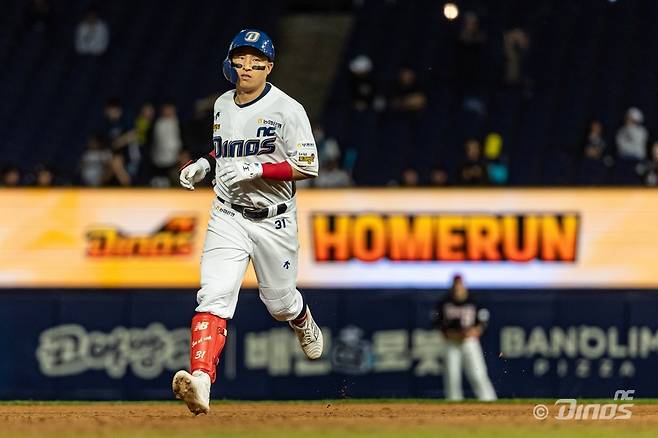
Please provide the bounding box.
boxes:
[191,229,250,380]
[462,338,497,401]
[250,208,304,322]
[173,204,251,414]
[250,208,323,359]
[443,340,464,400]
[192,205,252,380]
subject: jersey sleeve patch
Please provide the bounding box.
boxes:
[296,142,316,165]
[288,141,318,175]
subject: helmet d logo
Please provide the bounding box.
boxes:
[244,31,260,42]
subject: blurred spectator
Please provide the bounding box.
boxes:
[579,120,611,185]
[100,99,134,186]
[151,102,184,187]
[75,6,109,55]
[458,139,488,185]
[113,135,142,183]
[109,153,131,186]
[457,12,487,67]
[584,120,607,157]
[24,0,52,34]
[640,141,658,187]
[314,138,351,188]
[134,103,156,150]
[388,67,427,180]
[33,164,54,187]
[101,98,129,147]
[614,107,647,184]
[483,133,508,185]
[430,164,449,186]
[314,159,351,188]
[79,134,111,187]
[348,55,384,112]
[616,107,648,161]
[503,28,531,92]
[132,102,156,184]
[401,168,419,187]
[313,124,341,162]
[389,67,427,114]
[1,166,21,187]
[455,11,488,114]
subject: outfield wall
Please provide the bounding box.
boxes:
[1,289,657,400]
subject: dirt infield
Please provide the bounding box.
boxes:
[2,401,658,438]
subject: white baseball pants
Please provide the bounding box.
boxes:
[443,338,497,401]
[195,197,304,321]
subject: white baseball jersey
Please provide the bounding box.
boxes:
[211,82,318,208]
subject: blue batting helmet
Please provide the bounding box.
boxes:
[222,29,275,84]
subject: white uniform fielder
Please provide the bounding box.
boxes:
[443,338,497,401]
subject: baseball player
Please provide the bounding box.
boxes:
[172,29,323,415]
[433,274,497,401]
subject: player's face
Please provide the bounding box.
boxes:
[231,47,273,91]
[452,280,468,302]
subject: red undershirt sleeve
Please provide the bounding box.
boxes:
[261,161,293,180]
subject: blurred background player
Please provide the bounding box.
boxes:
[172,29,323,415]
[433,274,497,401]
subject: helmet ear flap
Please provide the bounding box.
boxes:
[222,57,238,84]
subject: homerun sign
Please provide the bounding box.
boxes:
[312,213,579,262]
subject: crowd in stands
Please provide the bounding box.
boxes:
[3,94,653,188]
[332,51,656,188]
[1,2,656,189]
[324,4,656,188]
[75,96,212,188]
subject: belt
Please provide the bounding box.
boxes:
[217,196,288,220]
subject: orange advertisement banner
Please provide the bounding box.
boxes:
[0,188,656,288]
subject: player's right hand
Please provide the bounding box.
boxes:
[179,159,209,190]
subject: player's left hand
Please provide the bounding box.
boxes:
[217,161,263,186]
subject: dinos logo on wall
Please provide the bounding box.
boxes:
[312,213,579,263]
[86,216,196,257]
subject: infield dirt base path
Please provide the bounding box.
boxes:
[1,402,658,438]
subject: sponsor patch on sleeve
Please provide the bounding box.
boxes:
[295,142,317,166]
[298,152,316,165]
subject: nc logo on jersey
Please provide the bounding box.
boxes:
[213,124,221,133]
[244,31,260,42]
[256,118,282,138]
